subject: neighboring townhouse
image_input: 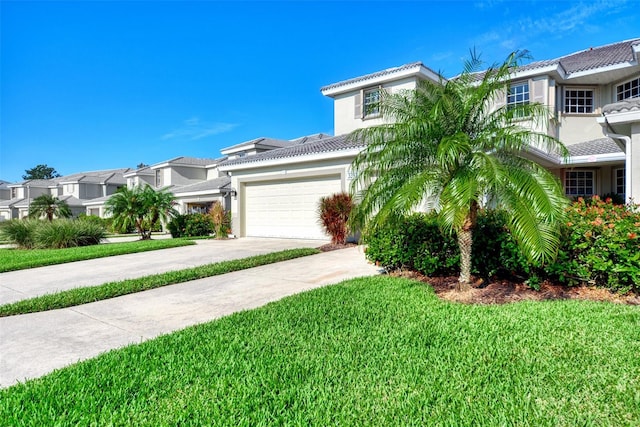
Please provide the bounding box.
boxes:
[220,38,640,240]
[0,169,130,220]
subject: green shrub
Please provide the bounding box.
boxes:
[168,214,213,238]
[545,196,640,293]
[34,219,106,249]
[365,201,640,294]
[0,219,39,248]
[364,213,459,275]
[184,213,213,237]
[472,210,533,280]
[167,214,188,238]
[0,219,105,249]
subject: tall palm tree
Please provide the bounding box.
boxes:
[350,51,569,289]
[105,185,177,240]
[28,194,72,221]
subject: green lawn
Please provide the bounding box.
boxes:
[2,276,638,426]
[0,238,195,272]
[0,248,321,316]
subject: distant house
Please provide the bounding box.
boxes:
[219,38,640,239]
[0,169,131,220]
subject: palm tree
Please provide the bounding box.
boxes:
[28,194,72,221]
[105,185,177,240]
[350,51,569,289]
[140,185,178,239]
[105,186,147,237]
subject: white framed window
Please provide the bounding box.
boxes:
[614,167,625,197]
[363,87,381,118]
[11,188,17,198]
[564,89,594,113]
[507,82,529,117]
[564,170,595,196]
[617,77,640,101]
[155,170,163,187]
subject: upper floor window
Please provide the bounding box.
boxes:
[11,188,17,198]
[564,170,594,196]
[363,88,381,118]
[155,170,163,187]
[564,89,594,114]
[507,82,529,117]
[616,77,640,101]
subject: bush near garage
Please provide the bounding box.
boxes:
[168,213,214,238]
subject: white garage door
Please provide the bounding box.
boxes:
[244,175,342,239]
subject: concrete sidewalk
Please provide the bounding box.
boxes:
[1,237,323,305]
[0,246,379,388]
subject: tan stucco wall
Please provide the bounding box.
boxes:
[168,166,207,187]
[558,115,604,145]
[333,77,418,135]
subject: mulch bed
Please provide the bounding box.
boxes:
[317,245,640,305]
[392,270,640,305]
[317,243,358,252]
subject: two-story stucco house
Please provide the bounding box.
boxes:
[219,38,640,240]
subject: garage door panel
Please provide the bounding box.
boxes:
[244,176,342,239]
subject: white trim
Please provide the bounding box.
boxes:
[321,64,440,97]
[564,152,625,165]
[219,147,363,172]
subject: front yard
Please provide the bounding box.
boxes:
[2,275,638,425]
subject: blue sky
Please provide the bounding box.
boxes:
[1,0,638,182]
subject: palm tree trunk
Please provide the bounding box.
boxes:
[456,201,479,291]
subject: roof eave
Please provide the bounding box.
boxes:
[219,147,364,172]
[321,64,441,97]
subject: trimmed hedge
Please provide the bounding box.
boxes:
[168,213,214,238]
[364,199,640,293]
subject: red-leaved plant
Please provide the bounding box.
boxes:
[318,192,353,245]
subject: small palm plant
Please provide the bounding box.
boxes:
[318,192,353,245]
[29,194,72,221]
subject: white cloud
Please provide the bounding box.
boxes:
[161,118,239,141]
[472,0,629,58]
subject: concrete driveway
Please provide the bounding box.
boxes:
[0,237,323,305]
[0,241,380,388]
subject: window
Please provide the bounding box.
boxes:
[11,188,17,198]
[564,89,594,113]
[155,170,163,187]
[615,168,625,197]
[617,77,640,101]
[507,82,529,117]
[564,170,595,196]
[363,88,381,118]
